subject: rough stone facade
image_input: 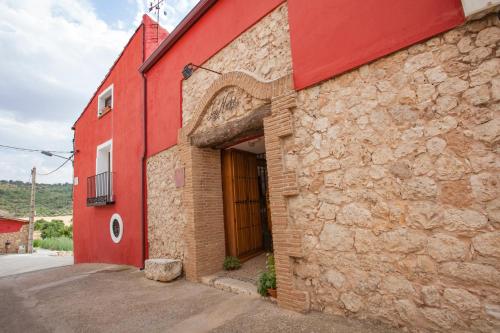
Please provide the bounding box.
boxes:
[146,146,185,260]
[182,3,292,126]
[0,224,28,254]
[288,14,500,332]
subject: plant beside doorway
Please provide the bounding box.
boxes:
[257,253,276,297]
[223,256,241,270]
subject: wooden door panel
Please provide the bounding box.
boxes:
[221,149,263,259]
[222,151,237,256]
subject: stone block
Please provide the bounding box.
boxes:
[145,259,182,282]
[319,223,354,251]
[472,231,500,258]
[340,292,363,313]
[475,26,500,46]
[422,285,441,307]
[440,262,500,286]
[421,307,460,330]
[381,228,427,253]
[427,234,468,262]
[442,208,488,231]
[443,288,480,312]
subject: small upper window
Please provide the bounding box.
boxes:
[98,85,113,117]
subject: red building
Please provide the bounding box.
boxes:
[72,15,167,267]
[0,216,29,254]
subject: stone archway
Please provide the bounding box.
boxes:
[178,71,309,313]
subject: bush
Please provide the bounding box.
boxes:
[34,237,73,251]
[35,219,72,239]
[257,253,276,296]
[34,219,49,230]
[223,256,241,270]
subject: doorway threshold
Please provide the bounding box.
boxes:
[200,253,276,302]
[201,275,261,298]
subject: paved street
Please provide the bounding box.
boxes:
[0,264,400,333]
[0,251,73,277]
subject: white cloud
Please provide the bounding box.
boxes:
[0,0,197,184]
[0,0,131,183]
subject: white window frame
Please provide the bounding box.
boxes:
[110,213,123,243]
[95,139,113,175]
[97,84,114,117]
[95,139,113,200]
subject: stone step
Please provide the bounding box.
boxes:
[201,274,278,305]
[144,258,182,282]
[201,275,260,298]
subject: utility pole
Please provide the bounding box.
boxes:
[28,167,36,253]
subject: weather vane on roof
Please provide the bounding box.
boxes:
[148,0,166,42]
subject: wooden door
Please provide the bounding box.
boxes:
[222,149,263,259]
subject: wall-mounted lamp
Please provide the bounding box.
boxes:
[182,63,222,80]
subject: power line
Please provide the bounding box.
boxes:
[38,155,74,176]
[0,144,72,154]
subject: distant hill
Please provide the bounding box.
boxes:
[0,180,72,217]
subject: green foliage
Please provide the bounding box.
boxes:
[36,219,72,239]
[34,219,49,230]
[223,256,241,270]
[257,253,276,296]
[33,237,73,251]
[0,180,72,217]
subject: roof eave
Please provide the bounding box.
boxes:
[0,216,29,223]
[139,0,218,73]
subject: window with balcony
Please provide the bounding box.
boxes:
[87,140,114,206]
[97,84,113,117]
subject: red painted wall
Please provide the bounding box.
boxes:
[287,0,465,90]
[144,0,284,156]
[73,17,163,268]
[144,15,169,59]
[0,218,27,233]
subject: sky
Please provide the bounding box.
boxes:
[0,0,198,184]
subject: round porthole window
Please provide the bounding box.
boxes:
[109,213,123,243]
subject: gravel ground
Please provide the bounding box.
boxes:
[0,263,402,333]
[0,251,73,277]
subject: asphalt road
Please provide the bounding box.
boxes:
[0,251,73,277]
[0,263,401,333]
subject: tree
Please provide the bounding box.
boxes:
[36,219,73,239]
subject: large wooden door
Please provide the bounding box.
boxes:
[222,149,263,259]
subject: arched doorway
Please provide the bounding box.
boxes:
[179,71,309,312]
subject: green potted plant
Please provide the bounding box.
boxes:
[257,253,277,297]
[223,256,241,270]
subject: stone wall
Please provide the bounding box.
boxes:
[147,146,185,260]
[287,14,500,332]
[0,224,28,254]
[182,3,292,127]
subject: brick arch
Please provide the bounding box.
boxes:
[184,71,292,138]
[179,71,310,313]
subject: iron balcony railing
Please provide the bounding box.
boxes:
[87,172,114,206]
